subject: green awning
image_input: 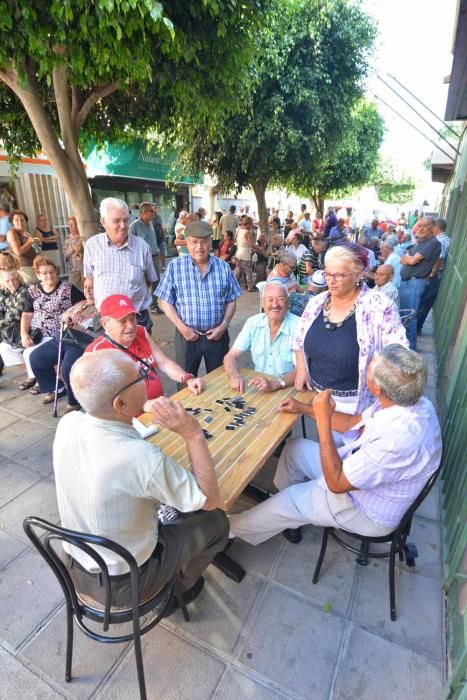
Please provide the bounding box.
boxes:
[85,139,201,185]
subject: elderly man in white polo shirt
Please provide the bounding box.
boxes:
[229,344,442,544]
[223,281,299,393]
[54,350,228,612]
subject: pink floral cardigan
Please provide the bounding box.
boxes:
[292,285,409,413]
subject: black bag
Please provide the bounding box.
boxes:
[62,327,95,351]
[1,325,42,348]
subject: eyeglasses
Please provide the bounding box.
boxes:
[112,366,150,403]
[322,271,355,282]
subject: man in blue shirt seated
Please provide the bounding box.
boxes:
[223,281,299,394]
[157,220,242,378]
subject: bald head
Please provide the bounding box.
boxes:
[375,264,394,287]
[70,350,140,416]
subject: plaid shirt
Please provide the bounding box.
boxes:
[156,254,241,330]
[83,233,157,312]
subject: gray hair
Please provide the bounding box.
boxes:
[100,197,129,219]
[372,344,428,406]
[381,236,398,250]
[261,280,289,297]
[279,252,297,268]
[436,217,447,232]
[70,350,137,414]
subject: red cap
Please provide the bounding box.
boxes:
[99,294,137,320]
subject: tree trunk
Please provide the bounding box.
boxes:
[55,158,98,239]
[310,191,325,214]
[252,180,269,238]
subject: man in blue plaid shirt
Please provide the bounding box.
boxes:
[157,220,242,378]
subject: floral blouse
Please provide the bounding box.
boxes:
[0,284,30,337]
[292,285,409,413]
[27,281,84,337]
[63,235,83,275]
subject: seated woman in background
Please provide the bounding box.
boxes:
[218,230,235,264]
[18,256,84,392]
[293,243,408,417]
[0,267,31,368]
[34,213,61,271]
[6,210,39,284]
[62,215,84,289]
[267,252,301,293]
[29,278,99,410]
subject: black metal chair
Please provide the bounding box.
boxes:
[23,516,189,700]
[312,467,441,621]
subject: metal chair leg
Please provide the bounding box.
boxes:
[133,624,147,700]
[301,415,307,438]
[312,528,330,584]
[65,600,73,682]
[389,543,397,621]
[356,540,369,566]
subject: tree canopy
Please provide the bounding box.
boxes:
[179,0,377,230]
[285,100,384,212]
[370,158,417,204]
[0,0,266,235]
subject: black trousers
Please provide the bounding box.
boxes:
[175,328,230,377]
[29,338,83,406]
[136,308,153,334]
[417,276,441,332]
[65,509,229,607]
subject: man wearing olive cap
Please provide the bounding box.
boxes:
[156,220,242,377]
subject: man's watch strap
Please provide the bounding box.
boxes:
[278,376,287,389]
[180,372,195,384]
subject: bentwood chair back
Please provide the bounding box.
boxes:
[23,516,188,700]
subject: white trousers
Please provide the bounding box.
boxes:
[229,438,392,546]
[0,341,24,366]
[23,337,52,378]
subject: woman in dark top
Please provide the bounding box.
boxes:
[292,243,409,417]
[35,213,61,271]
[19,256,84,391]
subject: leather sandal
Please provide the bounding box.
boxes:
[43,389,66,404]
[30,386,41,396]
[18,378,37,391]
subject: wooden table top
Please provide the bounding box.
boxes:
[139,367,315,510]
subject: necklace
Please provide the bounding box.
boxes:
[322,296,356,330]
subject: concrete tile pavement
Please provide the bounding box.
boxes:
[0,295,445,699]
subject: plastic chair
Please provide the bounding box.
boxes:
[311,467,441,621]
[23,517,189,700]
[399,308,416,328]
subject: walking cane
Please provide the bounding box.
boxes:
[53,322,66,418]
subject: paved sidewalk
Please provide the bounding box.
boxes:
[0,293,445,699]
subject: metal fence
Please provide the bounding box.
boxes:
[433,145,467,699]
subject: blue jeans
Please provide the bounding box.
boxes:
[399,277,427,349]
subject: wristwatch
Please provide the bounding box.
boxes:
[278,376,287,389]
[180,372,195,384]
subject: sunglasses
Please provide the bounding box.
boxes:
[111,366,150,403]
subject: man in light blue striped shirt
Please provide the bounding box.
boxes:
[157,220,242,377]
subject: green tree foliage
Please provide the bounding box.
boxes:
[286,100,384,212]
[180,0,376,231]
[0,0,265,235]
[371,158,416,204]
